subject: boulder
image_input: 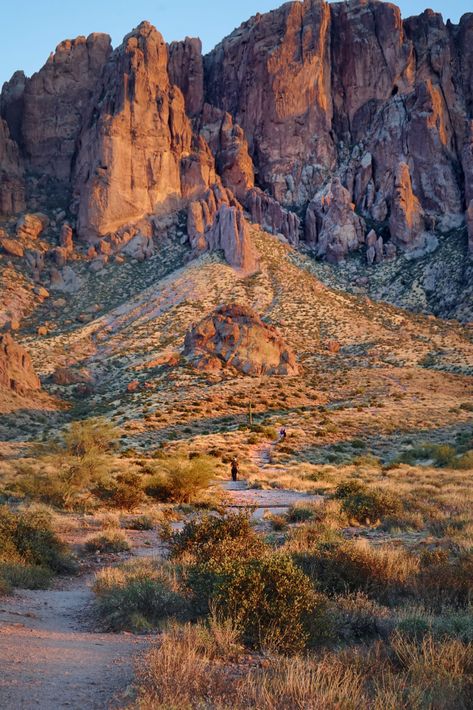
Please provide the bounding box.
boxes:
[0,237,24,257]
[0,333,41,393]
[183,303,299,376]
[16,213,49,241]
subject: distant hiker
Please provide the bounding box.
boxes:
[279,427,287,441]
[231,457,239,482]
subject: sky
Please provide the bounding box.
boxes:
[0,0,470,86]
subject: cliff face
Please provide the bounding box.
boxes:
[1,0,472,267]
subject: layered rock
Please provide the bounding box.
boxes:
[187,183,258,273]
[184,303,299,375]
[246,188,300,245]
[0,118,25,214]
[200,104,254,202]
[0,333,41,394]
[389,163,425,249]
[305,178,365,261]
[73,22,208,238]
[168,37,204,117]
[205,0,335,206]
[20,33,112,183]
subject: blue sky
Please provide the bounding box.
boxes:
[0,1,469,86]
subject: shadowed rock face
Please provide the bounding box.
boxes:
[0,119,25,214]
[0,333,41,394]
[1,0,473,264]
[184,304,299,376]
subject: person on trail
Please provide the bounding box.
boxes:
[231,457,239,482]
[279,426,287,441]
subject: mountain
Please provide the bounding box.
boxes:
[0,1,471,310]
[0,0,472,447]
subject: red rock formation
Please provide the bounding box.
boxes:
[168,37,204,117]
[0,333,41,393]
[0,118,25,214]
[389,163,425,249]
[184,303,299,375]
[200,104,255,202]
[205,0,335,206]
[3,0,473,263]
[73,22,207,238]
[305,178,365,261]
[246,188,300,246]
[0,71,26,145]
[21,33,111,183]
[187,183,258,273]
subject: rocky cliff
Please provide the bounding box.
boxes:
[1,0,472,276]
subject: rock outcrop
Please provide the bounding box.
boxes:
[389,163,425,249]
[205,0,335,206]
[184,304,299,375]
[0,333,41,393]
[20,34,112,184]
[187,184,258,273]
[2,0,473,268]
[0,118,25,214]
[305,178,365,261]
[168,37,204,117]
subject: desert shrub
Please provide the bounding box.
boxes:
[0,563,52,590]
[0,506,74,590]
[146,455,214,503]
[415,550,473,609]
[454,450,473,470]
[295,539,419,604]
[64,417,118,458]
[389,632,473,708]
[0,506,73,573]
[84,530,130,553]
[268,513,288,531]
[93,559,188,631]
[123,515,155,530]
[329,592,392,641]
[132,623,233,707]
[166,511,265,563]
[287,504,314,523]
[335,481,401,524]
[188,552,321,653]
[95,472,144,510]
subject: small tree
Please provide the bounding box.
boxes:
[61,418,120,503]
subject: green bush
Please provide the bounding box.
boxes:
[0,563,52,590]
[146,455,215,503]
[0,506,73,572]
[335,482,401,524]
[188,552,320,654]
[93,559,188,631]
[95,472,145,510]
[287,505,314,523]
[166,512,265,563]
[0,506,74,590]
[84,530,131,553]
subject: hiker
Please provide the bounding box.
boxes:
[231,457,239,482]
[279,426,287,441]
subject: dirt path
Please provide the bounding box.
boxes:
[0,531,159,710]
[221,440,323,520]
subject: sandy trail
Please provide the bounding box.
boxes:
[0,536,157,710]
[222,441,323,519]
